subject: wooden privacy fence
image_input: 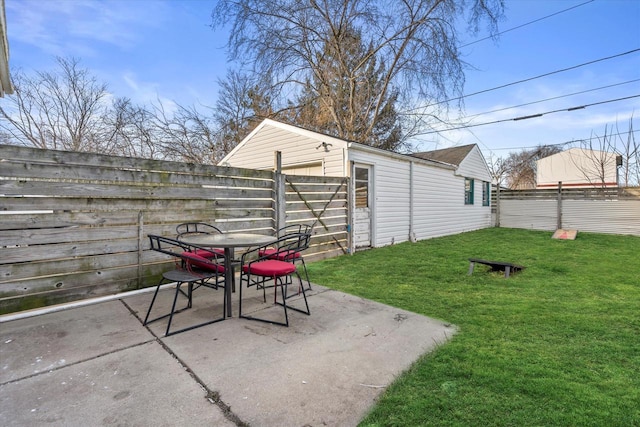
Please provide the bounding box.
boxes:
[494,185,640,236]
[0,145,348,314]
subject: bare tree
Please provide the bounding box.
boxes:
[212,0,504,149]
[213,70,277,153]
[0,57,226,164]
[150,101,220,164]
[615,114,638,187]
[0,57,111,152]
[288,26,403,150]
[103,97,159,158]
[486,153,509,187]
[569,116,639,188]
[568,135,620,188]
[503,145,563,189]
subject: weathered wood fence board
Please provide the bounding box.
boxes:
[284,176,349,260]
[0,145,349,314]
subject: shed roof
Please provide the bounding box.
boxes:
[221,118,455,171]
[411,144,476,166]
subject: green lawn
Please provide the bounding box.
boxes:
[307,228,640,426]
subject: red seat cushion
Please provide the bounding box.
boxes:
[190,248,224,259]
[259,248,301,261]
[182,252,225,273]
[242,259,296,277]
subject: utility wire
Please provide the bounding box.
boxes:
[488,129,640,152]
[407,48,640,113]
[460,0,595,48]
[421,94,640,135]
[461,79,640,120]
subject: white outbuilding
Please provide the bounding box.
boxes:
[220,119,492,250]
[536,147,622,189]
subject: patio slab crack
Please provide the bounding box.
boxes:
[120,298,249,427]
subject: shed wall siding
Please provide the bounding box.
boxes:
[412,164,491,239]
[456,146,491,181]
[349,150,491,247]
[349,150,411,246]
[223,124,346,177]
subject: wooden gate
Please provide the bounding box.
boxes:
[283,175,349,260]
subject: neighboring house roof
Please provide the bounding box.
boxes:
[0,0,13,97]
[411,144,476,166]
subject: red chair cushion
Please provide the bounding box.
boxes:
[242,259,296,277]
[182,252,225,273]
[191,248,224,258]
[259,248,301,261]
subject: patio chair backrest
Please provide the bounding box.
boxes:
[176,222,223,237]
[244,232,308,264]
[149,234,226,273]
[148,234,190,258]
[277,224,312,238]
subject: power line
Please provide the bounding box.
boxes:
[407,48,640,113]
[460,0,595,48]
[461,79,640,120]
[460,49,640,101]
[421,94,640,135]
[488,128,640,152]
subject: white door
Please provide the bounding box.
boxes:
[354,165,372,249]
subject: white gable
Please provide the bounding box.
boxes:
[456,145,491,182]
[219,119,348,176]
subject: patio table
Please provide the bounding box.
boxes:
[179,233,276,317]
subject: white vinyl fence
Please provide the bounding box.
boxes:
[494,186,640,236]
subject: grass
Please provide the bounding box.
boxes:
[306,228,640,426]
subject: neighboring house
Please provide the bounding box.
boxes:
[536,148,621,189]
[220,119,492,250]
[0,0,13,97]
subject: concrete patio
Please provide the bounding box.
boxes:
[0,283,456,426]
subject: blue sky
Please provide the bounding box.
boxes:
[5,0,640,159]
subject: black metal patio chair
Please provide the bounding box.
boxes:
[176,222,225,259]
[239,233,311,327]
[259,224,313,290]
[144,234,227,336]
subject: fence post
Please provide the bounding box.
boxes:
[557,181,563,230]
[137,211,144,289]
[274,151,286,234]
[495,184,501,227]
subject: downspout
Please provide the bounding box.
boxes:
[409,161,416,242]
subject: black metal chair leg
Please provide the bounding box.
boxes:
[299,258,312,290]
[276,272,310,316]
[143,279,163,326]
[280,278,289,327]
[165,282,185,337]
